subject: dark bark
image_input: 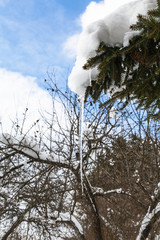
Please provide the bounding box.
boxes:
[83,174,103,240]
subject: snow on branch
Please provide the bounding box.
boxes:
[68,0,157,96]
[92,186,125,196]
[136,202,160,240]
[56,213,84,238]
[92,186,145,209]
[136,182,160,240]
[0,133,40,158]
[0,133,76,173]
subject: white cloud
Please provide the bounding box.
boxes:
[0,1,73,78]
[0,68,52,132]
[63,33,80,59]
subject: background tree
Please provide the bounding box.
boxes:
[0,80,160,239]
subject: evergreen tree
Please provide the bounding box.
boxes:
[83,0,160,118]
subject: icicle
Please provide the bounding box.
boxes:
[89,69,92,86]
[79,95,84,194]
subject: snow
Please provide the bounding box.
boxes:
[154,182,160,196]
[109,106,117,119]
[136,202,160,240]
[0,134,40,158]
[56,213,83,235]
[108,158,115,166]
[68,0,157,96]
[71,215,83,235]
[136,182,160,240]
[93,187,123,195]
[0,133,55,163]
[123,30,141,47]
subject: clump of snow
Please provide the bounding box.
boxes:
[79,0,132,29]
[109,106,117,119]
[93,187,123,195]
[153,182,160,196]
[56,213,83,235]
[108,158,115,166]
[92,186,104,194]
[123,30,141,47]
[68,0,157,96]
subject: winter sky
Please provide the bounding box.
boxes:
[0,0,154,131]
[0,0,97,130]
[0,0,94,79]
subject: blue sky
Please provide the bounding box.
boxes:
[0,0,154,130]
[0,0,99,85]
[0,0,104,130]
